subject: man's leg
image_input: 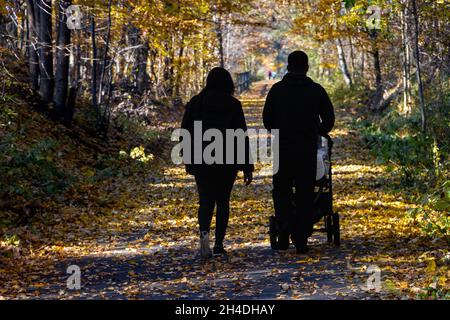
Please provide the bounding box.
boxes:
[273,165,294,250]
[292,151,317,251]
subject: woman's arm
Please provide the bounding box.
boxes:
[233,100,255,176]
[181,100,193,130]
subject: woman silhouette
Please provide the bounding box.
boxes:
[181,67,254,258]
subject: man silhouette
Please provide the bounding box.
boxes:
[263,51,335,253]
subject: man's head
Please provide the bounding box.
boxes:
[287,51,309,75]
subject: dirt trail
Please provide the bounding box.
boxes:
[15,81,422,300]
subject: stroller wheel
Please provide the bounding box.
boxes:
[269,216,278,250]
[326,215,333,243]
[333,213,340,246]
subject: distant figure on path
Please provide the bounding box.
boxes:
[181,67,254,259]
[263,51,335,254]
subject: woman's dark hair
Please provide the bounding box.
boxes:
[204,67,235,95]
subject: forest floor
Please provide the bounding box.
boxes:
[1,81,447,300]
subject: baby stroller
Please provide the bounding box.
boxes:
[269,134,340,248]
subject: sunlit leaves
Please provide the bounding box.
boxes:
[129,146,155,163]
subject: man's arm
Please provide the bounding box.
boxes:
[263,87,276,131]
[317,85,335,134]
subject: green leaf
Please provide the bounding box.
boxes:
[444,187,450,200]
[434,200,450,211]
[344,0,356,9]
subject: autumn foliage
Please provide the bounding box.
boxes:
[0,0,448,300]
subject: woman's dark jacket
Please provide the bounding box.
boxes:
[180,90,255,175]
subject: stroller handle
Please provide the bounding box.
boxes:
[319,133,334,149]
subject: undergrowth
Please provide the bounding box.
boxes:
[336,85,450,243]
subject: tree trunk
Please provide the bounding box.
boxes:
[373,46,382,93]
[174,39,184,100]
[0,15,7,46]
[136,41,150,94]
[99,0,112,133]
[411,0,426,132]
[126,24,139,87]
[20,9,27,53]
[163,42,174,97]
[361,50,365,80]
[149,48,158,94]
[349,37,356,81]
[98,0,112,108]
[216,22,225,68]
[54,0,72,123]
[370,82,404,112]
[91,15,98,113]
[25,0,39,91]
[212,8,225,68]
[70,41,81,87]
[3,9,18,50]
[369,32,383,110]
[400,1,412,114]
[336,38,352,86]
[37,0,54,103]
[129,27,150,94]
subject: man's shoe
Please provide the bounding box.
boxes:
[269,216,279,250]
[277,233,290,250]
[296,245,309,254]
[213,246,227,256]
[200,231,212,259]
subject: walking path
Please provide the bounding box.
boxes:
[10,81,426,300]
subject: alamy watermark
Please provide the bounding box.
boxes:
[66,265,81,290]
[366,5,382,31]
[171,121,280,174]
[362,265,382,292]
[347,259,382,293]
[339,2,384,31]
[66,5,83,30]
